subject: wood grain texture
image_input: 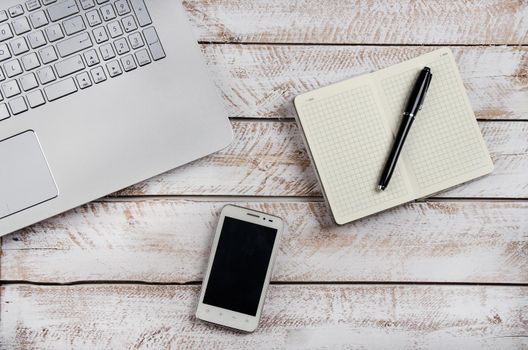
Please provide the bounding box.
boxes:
[2,2,527,348]
[201,45,528,120]
[183,0,528,45]
[116,121,528,198]
[2,284,527,349]
[2,200,527,283]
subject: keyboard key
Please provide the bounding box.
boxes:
[20,72,39,91]
[100,4,116,21]
[37,66,56,84]
[27,89,46,108]
[28,30,47,49]
[0,23,14,42]
[0,44,12,62]
[8,5,25,18]
[93,26,108,43]
[0,11,8,23]
[114,37,129,54]
[25,0,42,11]
[107,20,122,38]
[29,10,48,28]
[147,46,164,65]
[47,0,79,22]
[4,59,23,77]
[83,48,99,66]
[55,55,85,77]
[115,0,131,15]
[63,15,86,35]
[130,0,151,27]
[128,32,143,49]
[39,46,58,64]
[45,23,64,41]
[99,43,115,60]
[0,103,10,120]
[2,80,21,97]
[56,32,92,57]
[79,0,95,10]
[76,71,91,88]
[106,59,121,77]
[10,37,29,55]
[21,52,40,70]
[121,15,137,33]
[12,17,31,35]
[90,66,106,83]
[143,27,165,61]
[121,54,136,72]
[9,96,28,115]
[0,1,163,111]
[143,27,159,45]
[135,48,150,66]
[86,9,101,27]
[44,77,77,101]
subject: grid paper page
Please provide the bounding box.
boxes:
[295,48,492,224]
[299,86,409,222]
[381,54,491,190]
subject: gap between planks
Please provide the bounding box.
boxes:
[198,41,528,48]
[99,195,528,203]
[210,118,528,123]
[1,280,527,287]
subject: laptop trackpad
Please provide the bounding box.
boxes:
[0,131,58,220]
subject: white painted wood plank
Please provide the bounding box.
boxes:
[2,200,527,283]
[2,284,527,349]
[201,45,527,120]
[116,121,528,198]
[183,0,528,45]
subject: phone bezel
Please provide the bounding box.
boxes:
[195,204,284,332]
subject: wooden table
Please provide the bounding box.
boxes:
[1,1,527,348]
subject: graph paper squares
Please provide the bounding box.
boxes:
[295,48,493,224]
[301,86,408,218]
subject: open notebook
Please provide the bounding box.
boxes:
[294,48,493,225]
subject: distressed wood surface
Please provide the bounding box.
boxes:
[2,1,528,348]
[201,45,528,120]
[183,0,528,45]
[115,121,528,198]
[2,284,527,349]
[2,200,527,284]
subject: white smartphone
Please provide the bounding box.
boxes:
[196,205,284,332]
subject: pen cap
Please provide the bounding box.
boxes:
[405,67,432,116]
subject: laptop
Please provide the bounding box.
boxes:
[0,0,233,236]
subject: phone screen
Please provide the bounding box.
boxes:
[203,216,278,316]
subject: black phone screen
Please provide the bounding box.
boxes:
[203,216,278,316]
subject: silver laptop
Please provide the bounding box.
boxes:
[0,0,233,236]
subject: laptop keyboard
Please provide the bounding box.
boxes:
[0,0,165,122]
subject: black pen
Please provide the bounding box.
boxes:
[377,67,433,191]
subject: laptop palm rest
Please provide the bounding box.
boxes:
[0,131,58,220]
